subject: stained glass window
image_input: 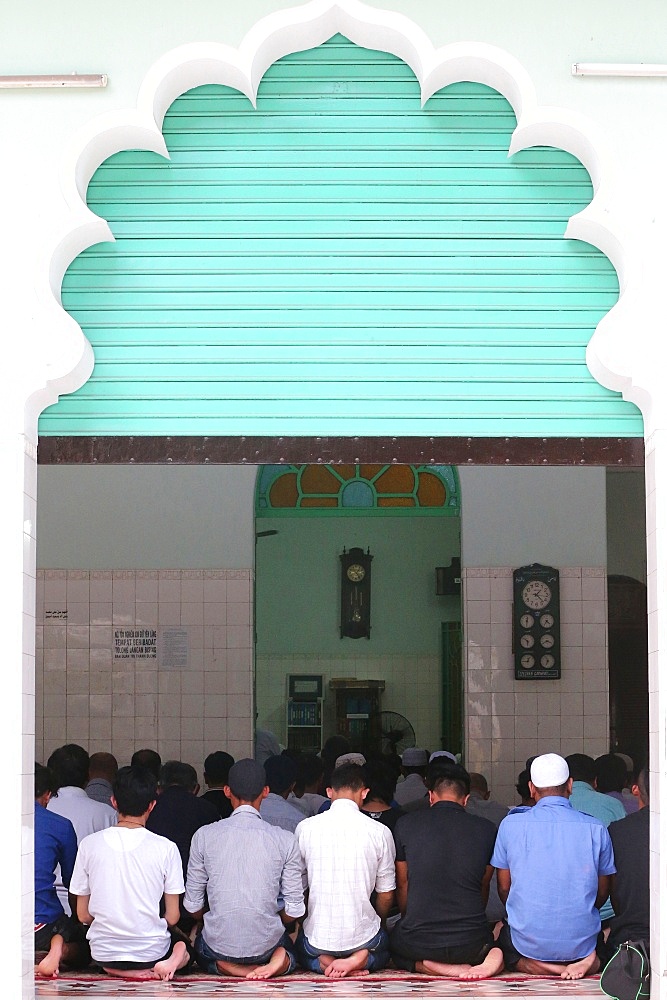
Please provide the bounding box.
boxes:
[256,465,459,516]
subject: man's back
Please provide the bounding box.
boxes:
[34,803,78,924]
[146,785,219,875]
[296,799,395,953]
[492,796,615,962]
[47,786,117,913]
[394,801,496,950]
[569,781,626,826]
[608,807,649,949]
[184,807,304,959]
[260,792,303,833]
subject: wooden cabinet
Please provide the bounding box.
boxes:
[329,678,385,755]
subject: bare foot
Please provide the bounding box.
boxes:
[153,941,189,981]
[516,957,569,976]
[419,960,472,978]
[246,946,290,979]
[103,967,157,980]
[321,950,370,978]
[36,935,64,978]
[561,952,600,980]
[460,947,504,980]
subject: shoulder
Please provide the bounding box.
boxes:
[610,807,648,841]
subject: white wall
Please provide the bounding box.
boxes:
[459,467,607,568]
[36,465,257,569]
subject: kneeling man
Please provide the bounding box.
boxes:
[296,762,396,977]
[492,753,615,980]
[70,765,190,981]
[184,758,304,979]
[390,760,503,979]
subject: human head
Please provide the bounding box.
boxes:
[565,753,596,786]
[429,750,457,764]
[530,753,571,799]
[335,752,366,769]
[362,759,398,807]
[264,754,298,797]
[226,758,268,805]
[88,752,118,783]
[35,764,55,800]
[595,753,627,794]
[635,767,649,807]
[328,762,369,805]
[515,768,534,805]
[47,744,89,790]
[131,748,162,781]
[159,760,199,793]
[469,772,490,800]
[321,735,350,767]
[401,747,429,776]
[204,751,235,787]
[112,765,158,817]
[297,754,324,793]
[426,760,471,802]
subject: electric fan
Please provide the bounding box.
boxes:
[378,711,416,756]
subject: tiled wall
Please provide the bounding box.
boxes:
[35,569,254,770]
[256,654,442,752]
[464,566,609,808]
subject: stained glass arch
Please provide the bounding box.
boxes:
[256,464,460,516]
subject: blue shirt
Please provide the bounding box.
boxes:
[491,796,615,962]
[34,803,78,924]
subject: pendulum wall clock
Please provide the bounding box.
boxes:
[340,547,373,639]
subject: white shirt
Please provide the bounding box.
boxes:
[296,798,396,953]
[70,826,184,964]
[47,786,117,914]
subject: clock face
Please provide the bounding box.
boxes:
[520,613,535,629]
[520,633,535,649]
[521,653,535,669]
[540,613,555,629]
[346,563,366,583]
[522,580,552,611]
[540,633,555,649]
[541,653,556,669]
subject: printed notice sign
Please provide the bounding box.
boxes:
[159,627,190,670]
[114,628,157,660]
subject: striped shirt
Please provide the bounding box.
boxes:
[183,805,305,960]
[296,798,396,952]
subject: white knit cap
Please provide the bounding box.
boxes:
[335,752,366,768]
[530,753,569,788]
[429,750,457,763]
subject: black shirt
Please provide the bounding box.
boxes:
[394,800,497,950]
[202,788,233,820]
[146,785,220,877]
[608,806,649,948]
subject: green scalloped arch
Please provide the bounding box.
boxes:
[255,464,460,516]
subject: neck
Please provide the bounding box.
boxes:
[117,815,147,828]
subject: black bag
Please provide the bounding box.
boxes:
[600,940,650,1000]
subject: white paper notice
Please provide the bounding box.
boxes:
[114,628,157,660]
[159,627,190,669]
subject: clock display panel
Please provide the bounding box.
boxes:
[521,580,552,611]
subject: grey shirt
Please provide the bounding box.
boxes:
[183,805,305,959]
[260,792,303,833]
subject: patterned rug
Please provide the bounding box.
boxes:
[35,971,603,999]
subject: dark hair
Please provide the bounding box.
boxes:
[426,760,470,798]
[515,768,532,801]
[47,744,89,790]
[534,780,570,797]
[131,749,162,781]
[595,753,627,794]
[265,754,298,795]
[89,752,118,782]
[330,762,367,792]
[469,772,489,796]
[362,760,397,806]
[159,760,198,791]
[113,765,157,816]
[204,751,235,784]
[321,736,350,767]
[295,754,324,796]
[35,764,55,798]
[565,753,596,785]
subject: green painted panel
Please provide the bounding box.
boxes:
[40,36,643,438]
